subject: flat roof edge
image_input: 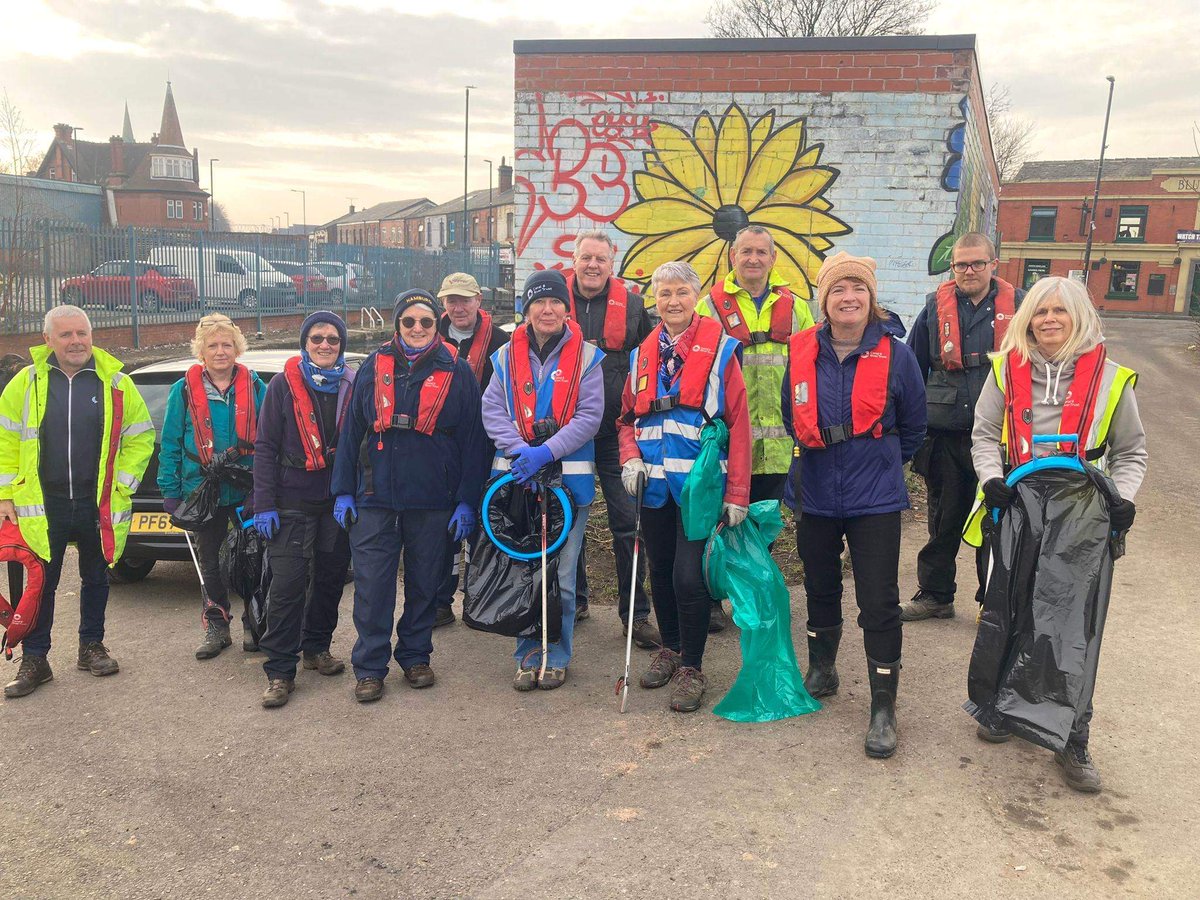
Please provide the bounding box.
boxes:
[514,34,977,55]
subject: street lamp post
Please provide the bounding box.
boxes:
[463,85,476,261]
[284,211,290,229]
[70,127,83,183]
[484,158,493,242]
[209,158,219,232]
[291,188,308,304]
[1082,76,1116,285]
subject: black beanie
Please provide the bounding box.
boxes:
[521,269,571,315]
[299,311,347,350]
[392,289,438,331]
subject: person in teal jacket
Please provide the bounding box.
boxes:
[158,314,266,660]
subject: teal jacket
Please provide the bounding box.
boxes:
[158,368,267,508]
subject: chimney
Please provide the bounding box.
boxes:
[54,123,73,143]
[349,204,356,214]
[499,155,512,193]
[108,136,125,182]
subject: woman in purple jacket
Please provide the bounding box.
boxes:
[253,312,355,709]
[782,252,927,759]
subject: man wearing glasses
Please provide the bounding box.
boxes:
[901,233,1024,622]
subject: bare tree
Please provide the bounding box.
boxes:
[707,0,935,38]
[986,82,1037,184]
[211,200,231,232]
[0,88,47,323]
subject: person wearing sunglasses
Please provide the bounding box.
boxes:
[901,233,1025,624]
[252,312,356,708]
[331,290,486,704]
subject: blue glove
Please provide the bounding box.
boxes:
[448,502,476,542]
[511,444,555,485]
[254,510,279,540]
[334,494,358,530]
[163,497,181,515]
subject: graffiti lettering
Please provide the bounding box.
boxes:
[590,111,655,146]
[566,90,667,105]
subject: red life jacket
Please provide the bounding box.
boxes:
[508,320,585,443]
[709,281,795,345]
[281,356,350,471]
[788,326,892,449]
[934,277,1016,371]
[442,309,494,383]
[566,272,629,352]
[0,520,46,659]
[1002,345,1107,467]
[632,316,724,418]
[372,339,457,448]
[185,364,257,465]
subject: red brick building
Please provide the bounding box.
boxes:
[998,158,1200,315]
[34,84,210,230]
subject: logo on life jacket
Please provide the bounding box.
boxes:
[550,369,568,383]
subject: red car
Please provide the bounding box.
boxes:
[60,261,197,312]
[269,261,329,306]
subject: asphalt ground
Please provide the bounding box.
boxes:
[1,318,1196,898]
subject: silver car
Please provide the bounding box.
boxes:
[312,261,376,305]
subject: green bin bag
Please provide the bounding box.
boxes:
[704,500,821,723]
[680,419,728,542]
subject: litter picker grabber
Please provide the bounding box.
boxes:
[182,529,224,625]
[539,484,550,681]
[616,470,646,713]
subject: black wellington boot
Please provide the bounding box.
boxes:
[803,623,842,698]
[864,657,901,759]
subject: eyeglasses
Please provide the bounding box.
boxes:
[951,260,993,273]
[400,316,436,329]
[307,334,341,346]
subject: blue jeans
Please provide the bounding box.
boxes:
[515,504,589,670]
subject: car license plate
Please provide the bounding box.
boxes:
[131,511,181,535]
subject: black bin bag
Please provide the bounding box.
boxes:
[964,460,1127,753]
[220,516,270,645]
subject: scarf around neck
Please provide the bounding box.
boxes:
[299,349,345,394]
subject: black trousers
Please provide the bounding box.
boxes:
[193,505,251,628]
[750,472,788,503]
[260,509,351,680]
[916,430,987,604]
[641,497,712,669]
[796,510,902,663]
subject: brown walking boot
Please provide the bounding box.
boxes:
[402,663,435,688]
[302,650,345,676]
[639,647,681,689]
[669,666,708,712]
[354,677,384,703]
[195,620,232,660]
[77,641,120,677]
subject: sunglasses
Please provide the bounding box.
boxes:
[400,316,436,329]
[308,334,342,346]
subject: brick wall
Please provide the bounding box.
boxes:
[115,191,208,230]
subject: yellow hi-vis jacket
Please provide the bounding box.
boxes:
[0,345,155,563]
[697,269,815,476]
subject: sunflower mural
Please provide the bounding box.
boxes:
[613,103,850,299]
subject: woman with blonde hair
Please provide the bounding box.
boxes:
[968,275,1147,793]
[159,314,266,660]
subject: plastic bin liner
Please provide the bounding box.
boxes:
[463,538,561,642]
[964,463,1126,753]
[220,511,270,644]
[169,448,254,531]
[704,500,820,722]
[681,419,728,541]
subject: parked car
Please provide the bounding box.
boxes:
[144,247,297,310]
[269,261,329,305]
[116,348,365,583]
[311,261,376,305]
[60,261,197,312]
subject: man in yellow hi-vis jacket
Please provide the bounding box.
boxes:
[0,305,154,699]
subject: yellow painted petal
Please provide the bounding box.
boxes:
[685,239,727,293]
[809,196,833,212]
[750,110,775,157]
[618,227,715,282]
[756,167,836,208]
[633,171,714,210]
[739,118,806,209]
[714,104,750,207]
[770,230,825,293]
[808,235,834,252]
[796,146,822,167]
[694,112,717,170]
[615,198,712,236]
[751,204,852,237]
[649,121,719,206]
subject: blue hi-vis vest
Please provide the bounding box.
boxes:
[489,338,604,506]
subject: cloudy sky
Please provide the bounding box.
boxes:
[2,0,1197,228]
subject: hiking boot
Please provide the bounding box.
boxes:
[195,620,232,660]
[402,663,435,688]
[669,666,708,713]
[77,641,119,677]
[708,602,728,633]
[302,650,345,676]
[574,600,590,622]
[640,647,681,689]
[538,667,568,690]
[4,655,52,699]
[977,723,1013,743]
[865,657,901,758]
[243,635,260,653]
[354,677,384,703]
[803,624,841,698]
[513,668,539,692]
[433,606,456,628]
[900,590,955,621]
[624,617,661,650]
[1056,743,1102,793]
[261,678,295,708]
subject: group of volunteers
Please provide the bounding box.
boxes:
[0,226,1146,795]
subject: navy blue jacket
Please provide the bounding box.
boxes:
[331,340,486,511]
[782,320,927,518]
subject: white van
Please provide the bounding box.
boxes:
[144,247,297,310]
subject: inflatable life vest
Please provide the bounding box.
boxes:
[788,326,892,449]
[934,277,1016,371]
[372,339,457,447]
[1002,345,1107,468]
[507,321,585,443]
[566,273,629,351]
[442,309,494,383]
[281,356,351,471]
[631,316,724,418]
[709,282,795,345]
[185,363,257,465]
[0,521,46,659]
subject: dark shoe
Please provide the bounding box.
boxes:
[538,667,567,690]
[803,624,841,698]
[865,657,900,758]
[977,722,1013,743]
[669,666,708,713]
[402,663,435,688]
[302,650,345,676]
[195,620,232,660]
[354,677,384,703]
[1056,743,1102,793]
[624,617,661,650]
[574,600,590,622]
[900,591,955,621]
[708,602,728,633]
[640,647,681,689]
[433,606,456,628]
[261,678,295,708]
[4,655,53,699]
[513,668,539,692]
[76,641,119,677]
[243,635,259,652]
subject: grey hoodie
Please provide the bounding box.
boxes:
[971,345,1147,501]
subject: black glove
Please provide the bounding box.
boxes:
[982,477,1016,510]
[1110,498,1136,532]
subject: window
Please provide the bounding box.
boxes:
[1107,261,1140,299]
[1028,207,1057,241]
[166,199,183,220]
[439,221,445,246]
[1022,259,1051,290]
[193,201,204,221]
[506,212,514,241]
[151,156,194,180]
[215,256,244,276]
[448,219,456,245]
[1116,205,1147,242]
[1147,273,1166,296]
